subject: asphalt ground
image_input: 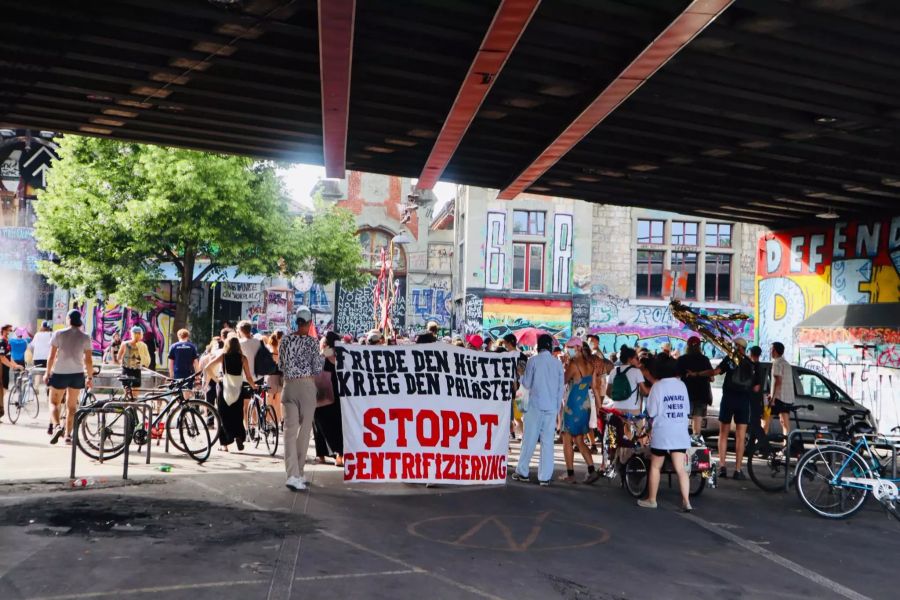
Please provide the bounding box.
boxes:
[1,417,898,600]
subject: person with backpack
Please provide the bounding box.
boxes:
[606,347,650,412]
[688,337,754,480]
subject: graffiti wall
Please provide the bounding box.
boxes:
[71,290,176,364]
[757,218,900,432]
[756,218,900,358]
[588,284,754,357]
[294,282,333,331]
[409,279,451,328]
[482,297,571,342]
[334,277,406,336]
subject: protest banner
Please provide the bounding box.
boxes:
[220,282,262,302]
[336,343,516,485]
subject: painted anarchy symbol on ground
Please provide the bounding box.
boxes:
[407,510,610,552]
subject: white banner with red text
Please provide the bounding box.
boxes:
[336,343,516,485]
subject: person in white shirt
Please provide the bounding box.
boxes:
[638,355,693,512]
[606,347,650,412]
[237,320,262,429]
[29,321,53,368]
[768,341,795,438]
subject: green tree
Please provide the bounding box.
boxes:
[35,136,366,339]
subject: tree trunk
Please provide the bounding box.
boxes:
[172,250,196,344]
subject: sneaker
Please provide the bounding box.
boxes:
[637,499,658,509]
[511,472,530,483]
[583,470,601,485]
[64,437,72,445]
[732,470,746,481]
[47,423,54,435]
[690,435,705,447]
[285,476,307,491]
[718,466,728,479]
[50,426,64,445]
[538,480,551,487]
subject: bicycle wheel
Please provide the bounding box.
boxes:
[747,436,790,493]
[25,383,40,419]
[624,454,649,498]
[6,384,22,424]
[262,405,279,456]
[167,400,221,454]
[795,445,870,519]
[689,471,705,498]
[76,409,132,461]
[177,406,212,463]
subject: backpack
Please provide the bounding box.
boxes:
[611,366,636,402]
[254,343,277,376]
[729,359,754,391]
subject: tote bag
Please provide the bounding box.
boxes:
[222,372,244,406]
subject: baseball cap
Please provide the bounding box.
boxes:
[564,336,583,348]
[465,334,484,349]
[687,336,702,347]
[341,334,353,343]
[41,320,52,329]
[67,309,83,327]
[295,305,312,323]
[734,337,748,348]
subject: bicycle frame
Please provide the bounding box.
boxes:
[828,435,900,492]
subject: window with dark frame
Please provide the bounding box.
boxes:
[671,251,698,299]
[512,210,545,235]
[672,221,698,246]
[637,219,665,244]
[513,242,544,292]
[635,250,665,298]
[705,253,732,302]
[705,223,732,248]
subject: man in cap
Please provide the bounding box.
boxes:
[465,334,484,351]
[677,336,714,443]
[689,337,754,480]
[44,310,94,444]
[512,333,564,486]
[278,306,324,491]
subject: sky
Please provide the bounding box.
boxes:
[279,163,456,214]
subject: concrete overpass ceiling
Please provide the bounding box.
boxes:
[2,0,899,226]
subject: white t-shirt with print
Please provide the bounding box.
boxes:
[606,365,645,411]
[770,356,795,405]
[646,377,691,451]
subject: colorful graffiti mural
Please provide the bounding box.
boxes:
[409,281,451,327]
[588,284,754,357]
[756,218,900,359]
[482,297,571,342]
[71,293,176,364]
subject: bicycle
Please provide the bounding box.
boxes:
[795,420,900,519]
[77,374,220,463]
[246,382,279,456]
[6,367,40,423]
[746,404,870,492]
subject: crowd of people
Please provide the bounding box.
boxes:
[1,310,795,504]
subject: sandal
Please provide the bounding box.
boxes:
[334,456,344,467]
[558,474,577,484]
[315,456,328,465]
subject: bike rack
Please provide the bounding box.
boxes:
[70,401,154,481]
[781,428,837,491]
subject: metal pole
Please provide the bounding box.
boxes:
[99,410,106,464]
[123,409,131,480]
[147,404,152,464]
[69,411,79,479]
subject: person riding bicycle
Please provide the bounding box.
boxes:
[1,324,26,421]
[118,326,151,389]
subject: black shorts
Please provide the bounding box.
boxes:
[651,448,687,457]
[120,368,141,389]
[2,365,8,389]
[688,397,708,418]
[33,359,47,368]
[49,372,86,390]
[771,399,793,416]
[719,392,750,425]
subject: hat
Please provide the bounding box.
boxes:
[295,305,312,323]
[426,320,439,332]
[733,337,748,349]
[687,336,702,347]
[67,309,83,327]
[564,336,583,348]
[465,334,484,348]
[341,334,353,343]
[130,325,143,334]
[41,320,52,330]
[366,329,383,343]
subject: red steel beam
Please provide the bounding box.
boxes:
[416,0,541,190]
[318,0,356,179]
[498,0,735,199]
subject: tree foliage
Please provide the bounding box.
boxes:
[35,136,366,334]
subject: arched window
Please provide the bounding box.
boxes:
[358,228,407,274]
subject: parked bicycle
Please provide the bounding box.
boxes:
[795,411,900,520]
[77,374,221,463]
[246,382,279,456]
[6,368,40,423]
